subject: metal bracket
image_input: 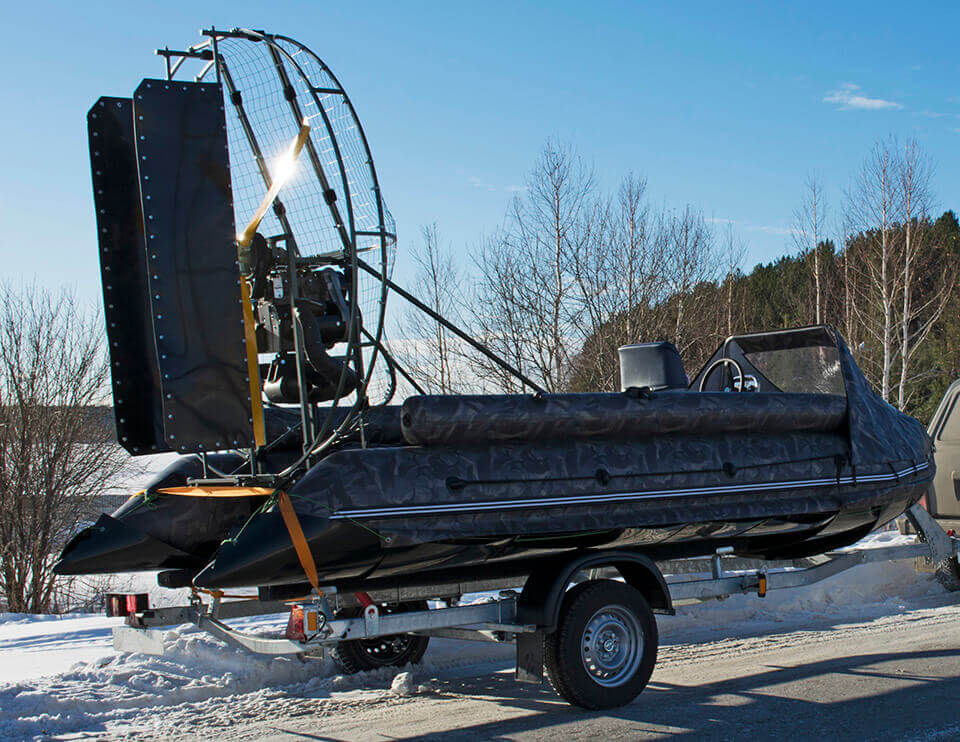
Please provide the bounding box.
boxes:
[711,546,734,579]
[363,603,380,635]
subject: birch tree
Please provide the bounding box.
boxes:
[660,205,719,353]
[573,174,664,389]
[845,138,902,400]
[721,223,747,336]
[471,140,595,392]
[793,174,828,324]
[895,139,952,409]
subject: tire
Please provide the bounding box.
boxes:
[935,559,960,592]
[329,601,430,674]
[544,580,658,710]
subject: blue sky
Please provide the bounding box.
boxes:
[2,1,958,304]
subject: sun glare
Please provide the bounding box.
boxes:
[272,150,298,187]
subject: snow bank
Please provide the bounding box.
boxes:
[0,613,119,684]
[0,618,317,741]
[657,528,942,641]
[0,613,510,741]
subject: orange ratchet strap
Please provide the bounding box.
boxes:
[157,486,320,593]
[157,486,275,498]
[277,490,320,592]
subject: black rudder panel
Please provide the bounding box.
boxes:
[133,79,254,453]
[88,96,168,455]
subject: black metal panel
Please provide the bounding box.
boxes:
[133,79,253,453]
[88,97,168,455]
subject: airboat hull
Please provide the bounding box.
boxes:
[190,430,929,590]
[191,328,936,590]
[193,496,917,593]
[56,327,935,595]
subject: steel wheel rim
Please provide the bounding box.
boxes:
[357,634,414,665]
[580,604,643,687]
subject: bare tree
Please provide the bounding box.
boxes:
[400,224,463,393]
[470,140,595,392]
[573,174,664,389]
[721,223,747,336]
[470,232,531,393]
[845,138,903,400]
[793,174,828,324]
[895,139,952,409]
[838,208,858,345]
[660,205,719,353]
[0,283,129,613]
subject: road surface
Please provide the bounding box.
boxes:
[140,594,960,742]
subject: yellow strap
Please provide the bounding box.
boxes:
[163,483,321,592]
[277,490,319,592]
[157,486,275,498]
[236,123,311,248]
[234,122,310,449]
[239,277,266,447]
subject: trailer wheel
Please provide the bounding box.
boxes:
[329,601,430,674]
[544,580,657,709]
[935,558,960,592]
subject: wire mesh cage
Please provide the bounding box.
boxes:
[160,28,398,453]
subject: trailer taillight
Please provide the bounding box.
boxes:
[105,593,149,617]
[286,605,305,641]
[285,603,325,641]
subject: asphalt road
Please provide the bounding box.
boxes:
[195,595,960,742]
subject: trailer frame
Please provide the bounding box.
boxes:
[112,502,960,706]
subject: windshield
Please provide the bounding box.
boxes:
[742,344,844,394]
[694,326,847,395]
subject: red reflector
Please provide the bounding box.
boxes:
[949,529,956,538]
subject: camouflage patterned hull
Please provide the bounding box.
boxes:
[192,329,935,591]
[192,429,931,590]
[57,328,935,593]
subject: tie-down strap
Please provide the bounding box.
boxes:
[157,486,319,591]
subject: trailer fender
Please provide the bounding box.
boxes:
[516,550,673,632]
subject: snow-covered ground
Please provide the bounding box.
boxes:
[0,528,950,741]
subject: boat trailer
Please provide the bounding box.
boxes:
[112,503,960,708]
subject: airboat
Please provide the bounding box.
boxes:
[55,28,943,709]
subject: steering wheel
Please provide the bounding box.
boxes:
[698,357,745,392]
